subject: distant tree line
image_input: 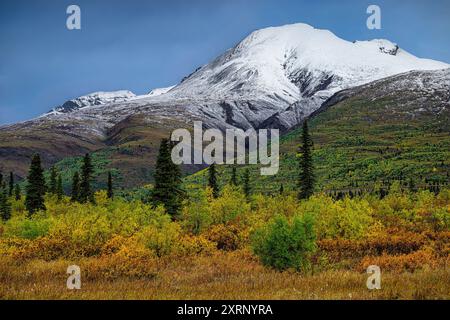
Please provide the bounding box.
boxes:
[150,120,316,219]
[11,119,448,220]
[0,152,117,219]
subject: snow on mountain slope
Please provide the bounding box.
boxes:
[1,23,449,182]
[21,23,450,134]
[146,85,175,97]
[312,68,450,120]
[155,23,448,130]
[47,90,136,115]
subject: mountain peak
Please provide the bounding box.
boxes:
[47,90,136,115]
[146,85,175,97]
[354,39,399,56]
[33,22,450,133]
[164,22,448,105]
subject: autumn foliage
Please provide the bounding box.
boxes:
[0,186,449,298]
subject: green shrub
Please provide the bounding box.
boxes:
[209,185,250,224]
[299,195,374,240]
[252,214,316,271]
[3,213,53,240]
[137,221,181,257]
[181,188,212,234]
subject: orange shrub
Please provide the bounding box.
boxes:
[318,231,427,262]
[7,236,73,261]
[75,234,158,279]
[357,248,439,273]
[205,223,242,251]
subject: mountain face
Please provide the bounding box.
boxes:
[155,24,447,130]
[47,90,137,115]
[36,23,450,130]
[146,86,175,97]
[186,68,450,193]
[0,23,448,182]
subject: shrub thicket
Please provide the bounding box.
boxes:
[252,214,317,271]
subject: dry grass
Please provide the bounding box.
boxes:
[1,250,448,300]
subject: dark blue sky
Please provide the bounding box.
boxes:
[1,0,449,125]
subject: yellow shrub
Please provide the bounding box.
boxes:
[209,185,250,224]
[205,223,242,251]
[178,234,216,256]
[250,194,300,228]
[137,221,181,257]
[298,195,374,240]
[7,236,72,261]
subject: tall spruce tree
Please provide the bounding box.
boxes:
[243,168,251,199]
[208,163,219,198]
[48,166,57,194]
[8,172,14,197]
[0,187,11,221]
[152,139,183,218]
[168,139,184,211]
[79,153,94,203]
[230,166,238,186]
[14,184,21,201]
[56,175,63,201]
[298,121,315,200]
[25,154,46,215]
[71,171,80,202]
[107,172,113,199]
[279,183,284,195]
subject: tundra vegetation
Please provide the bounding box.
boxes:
[0,124,449,299]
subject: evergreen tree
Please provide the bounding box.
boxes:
[168,139,184,209]
[48,166,57,194]
[79,153,94,203]
[297,121,315,200]
[25,154,46,215]
[56,175,63,201]
[408,178,416,193]
[71,171,80,202]
[152,139,183,218]
[107,172,113,199]
[243,168,251,199]
[279,183,284,195]
[0,172,3,188]
[14,184,21,201]
[0,187,11,221]
[8,172,14,197]
[208,163,219,198]
[230,166,238,186]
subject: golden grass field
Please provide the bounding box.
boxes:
[1,189,449,300]
[1,250,448,300]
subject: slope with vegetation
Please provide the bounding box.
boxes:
[1,23,448,185]
[186,69,450,195]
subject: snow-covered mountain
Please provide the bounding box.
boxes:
[157,23,448,130]
[146,86,175,97]
[47,90,137,115]
[38,23,447,132]
[1,23,449,181]
[45,85,178,116]
[36,23,448,132]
